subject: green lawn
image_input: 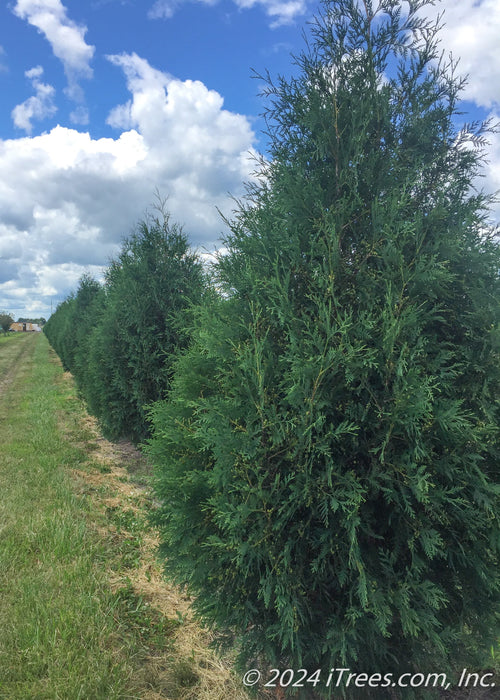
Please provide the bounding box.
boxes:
[0,333,146,699]
[0,333,250,700]
[0,332,31,378]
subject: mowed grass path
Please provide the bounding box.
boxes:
[0,334,170,700]
[0,333,144,699]
[0,333,252,700]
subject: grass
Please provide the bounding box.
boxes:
[0,334,135,698]
[0,331,25,345]
[0,333,251,700]
[0,332,31,379]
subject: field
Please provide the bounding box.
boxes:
[0,332,250,700]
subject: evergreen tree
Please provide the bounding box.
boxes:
[44,275,103,376]
[44,295,75,370]
[72,274,104,379]
[149,0,500,695]
[85,210,205,442]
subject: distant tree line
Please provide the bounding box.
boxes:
[44,2,499,697]
[17,317,47,325]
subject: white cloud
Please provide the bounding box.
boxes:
[148,0,307,26]
[423,0,500,110]
[11,65,57,134]
[25,65,44,80]
[413,1,500,218]
[105,52,256,203]
[481,112,500,219]
[237,0,306,27]
[0,46,8,74]
[69,105,90,126]
[0,55,256,320]
[13,0,95,102]
[148,0,181,20]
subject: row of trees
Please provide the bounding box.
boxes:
[46,1,499,697]
[44,212,205,443]
[17,316,47,325]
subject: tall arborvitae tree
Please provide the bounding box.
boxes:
[149,0,499,696]
[44,295,76,370]
[44,274,103,375]
[84,210,205,442]
[71,274,105,379]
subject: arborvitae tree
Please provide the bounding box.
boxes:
[71,274,104,378]
[44,275,103,376]
[44,295,73,369]
[72,278,106,390]
[84,210,205,443]
[149,1,499,696]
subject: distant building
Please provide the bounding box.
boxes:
[9,322,42,332]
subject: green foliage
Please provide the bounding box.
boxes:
[44,295,74,369]
[44,275,103,375]
[149,1,500,695]
[83,211,205,442]
[45,208,205,444]
[17,317,46,325]
[0,311,14,334]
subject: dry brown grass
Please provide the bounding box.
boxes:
[68,406,252,700]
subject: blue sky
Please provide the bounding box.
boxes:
[0,0,499,320]
[1,1,304,142]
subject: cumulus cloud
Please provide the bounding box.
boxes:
[148,0,307,27]
[423,0,500,110]
[480,123,500,220]
[238,0,307,27]
[0,55,256,319]
[11,65,57,134]
[13,0,95,102]
[105,52,256,214]
[416,0,500,218]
